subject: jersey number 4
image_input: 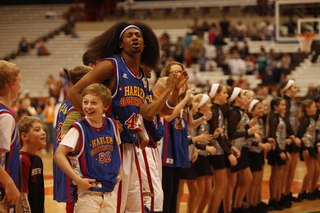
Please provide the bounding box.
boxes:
[125,113,139,129]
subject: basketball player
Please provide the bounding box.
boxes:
[67,22,187,213]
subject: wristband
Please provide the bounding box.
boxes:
[135,127,143,132]
[166,99,176,110]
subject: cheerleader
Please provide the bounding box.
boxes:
[266,97,294,210]
[297,99,319,200]
[277,79,301,203]
[177,94,216,213]
[224,87,261,213]
[314,95,320,197]
[161,61,212,213]
[205,83,239,213]
[246,99,273,213]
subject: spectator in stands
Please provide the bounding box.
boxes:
[198,49,208,72]
[203,40,217,60]
[196,33,205,46]
[42,96,56,152]
[260,67,273,86]
[257,0,268,16]
[189,69,203,85]
[201,20,210,32]
[208,23,218,44]
[183,31,193,48]
[281,53,291,75]
[219,15,231,38]
[268,55,282,84]
[190,17,201,35]
[18,36,29,54]
[257,47,268,75]
[228,52,246,76]
[183,48,193,68]
[45,74,57,98]
[239,41,249,58]
[261,20,274,40]
[245,55,255,75]
[226,74,235,87]
[230,38,239,54]
[45,7,57,18]
[36,38,49,56]
[233,21,248,41]
[173,43,184,64]
[284,16,297,37]
[35,103,46,124]
[303,83,318,100]
[205,58,217,72]
[249,21,262,41]
[259,86,274,105]
[189,39,201,64]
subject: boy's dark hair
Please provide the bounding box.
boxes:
[18,116,43,147]
[81,83,112,107]
[82,50,97,66]
[68,65,92,85]
[86,21,160,70]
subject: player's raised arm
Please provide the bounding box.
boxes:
[67,60,114,114]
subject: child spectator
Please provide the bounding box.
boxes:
[16,116,46,213]
[0,60,21,212]
[42,96,56,152]
[54,83,121,212]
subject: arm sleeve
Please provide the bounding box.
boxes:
[60,127,80,151]
[283,99,295,136]
[20,155,31,193]
[228,109,247,139]
[297,116,310,150]
[268,115,282,153]
[0,114,15,152]
[61,110,83,135]
[209,107,231,156]
[195,142,207,150]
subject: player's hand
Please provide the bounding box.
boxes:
[213,128,222,139]
[184,87,195,99]
[136,130,148,150]
[174,70,189,91]
[192,148,198,163]
[5,181,20,205]
[302,149,309,161]
[206,146,216,155]
[76,178,97,190]
[116,120,123,133]
[199,132,213,143]
[231,146,241,158]
[279,152,286,160]
[166,73,175,91]
[228,154,238,166]
[154,77,168,95]
[203,111,213,121]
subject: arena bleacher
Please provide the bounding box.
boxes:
[1,1,319,99]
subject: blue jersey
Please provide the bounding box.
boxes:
[53,100,76,202]
[70,117,121,192]
[144,90,164,148]
[162,108,190,168]
[0,104,20,211]
[103,54,149,144]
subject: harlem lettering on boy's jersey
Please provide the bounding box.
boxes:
[69,117,121,192]
[53,100,75,203]
[101,54,148,144]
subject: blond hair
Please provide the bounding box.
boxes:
[69,65,92,85]
[18,116,43,147]
[0,60,20,90]
[81,83,111,106]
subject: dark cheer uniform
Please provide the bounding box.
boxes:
[0,103,20,213]
[298,115,317,159]
[208,103,232,170]
[267,114,288,166]
[19,151,44,213]
[284,96,299,153]
[69,117,121,193]
[53,100,76,203]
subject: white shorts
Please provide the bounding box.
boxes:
[75,188,117,213]
[136,145,163,212]
[115,143,144,213]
